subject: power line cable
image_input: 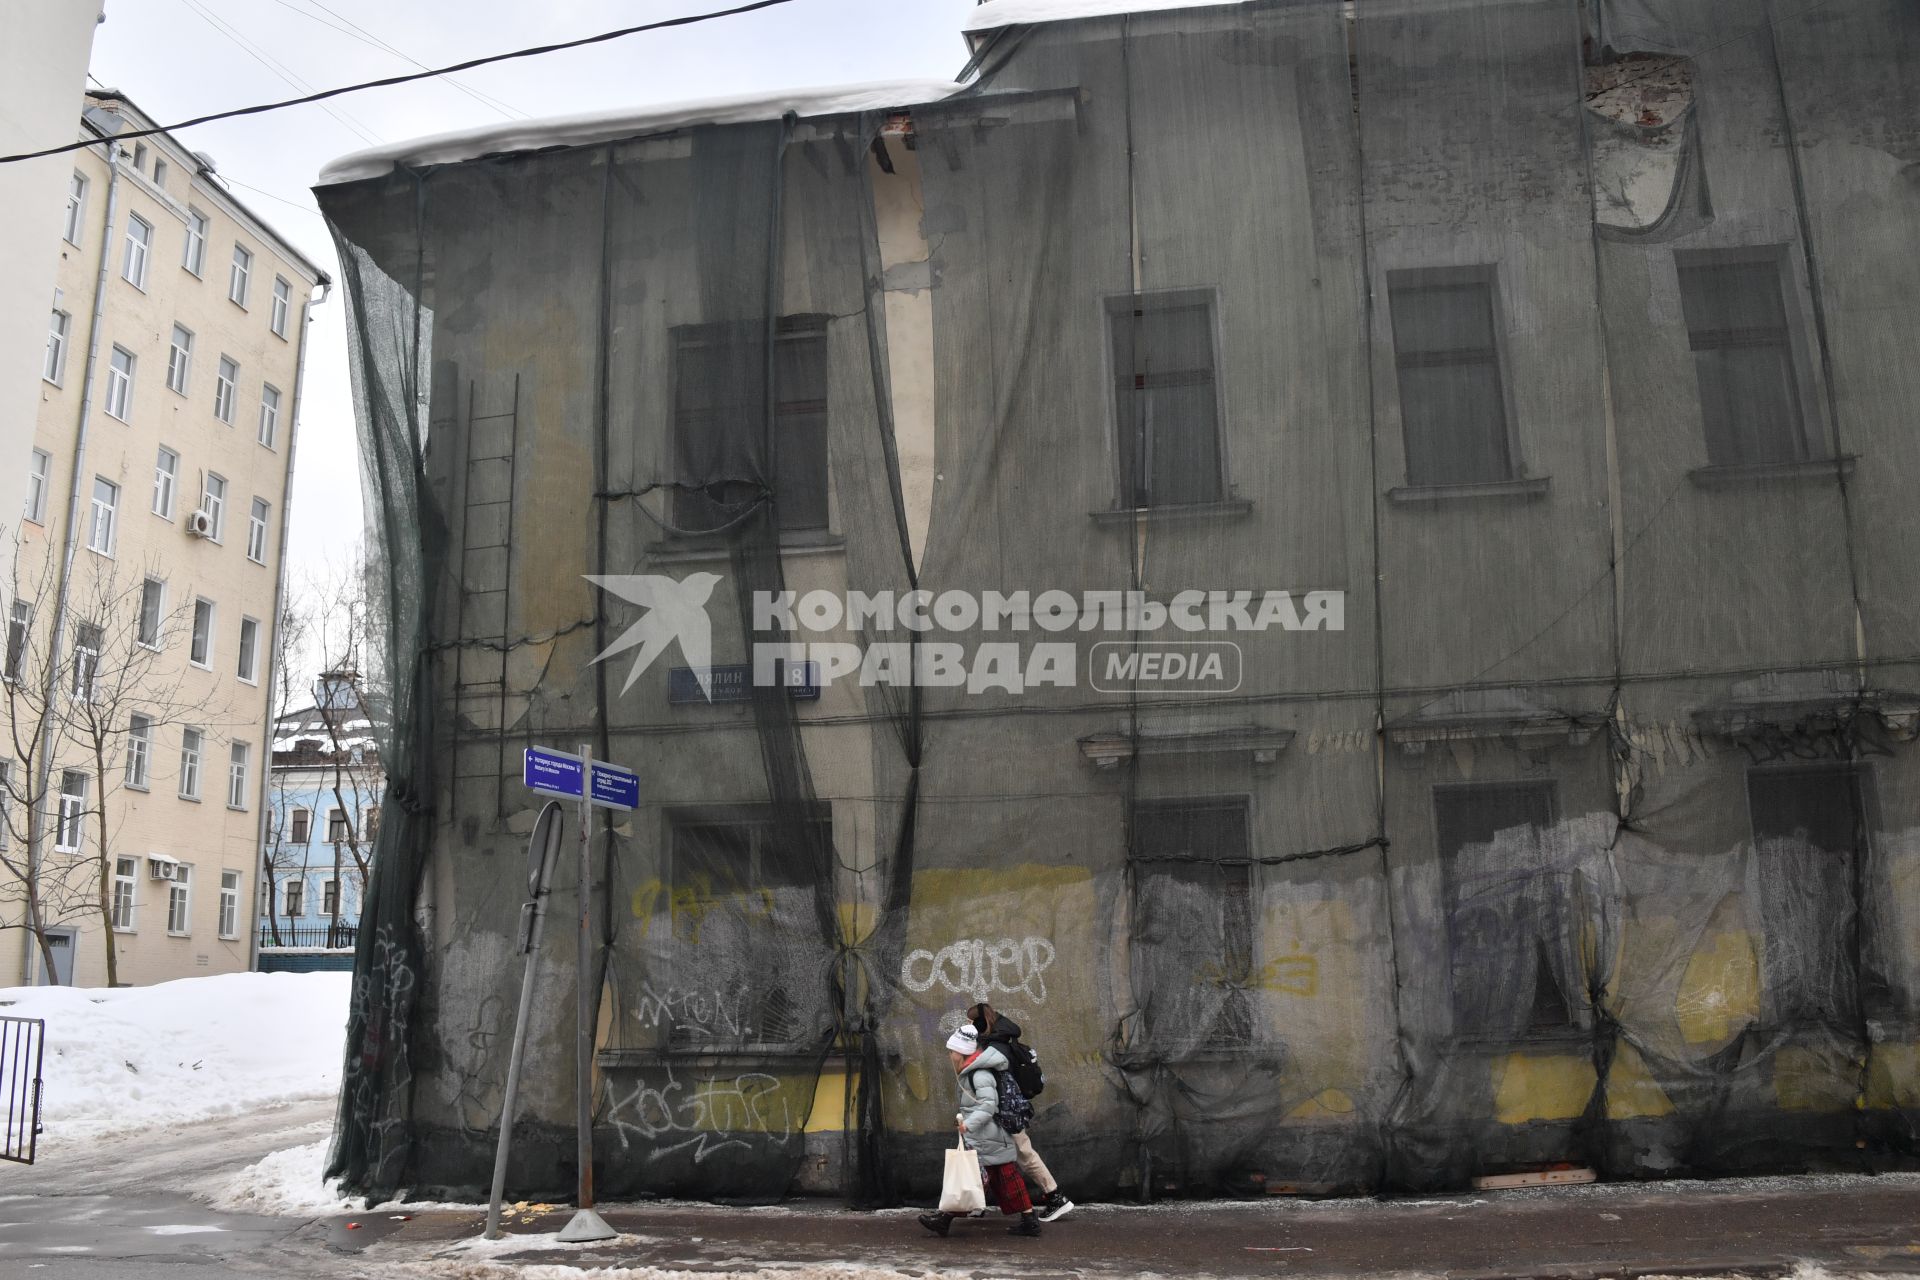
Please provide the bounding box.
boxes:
[0,0,805,166]
[267,0,527,121]
[175,0,385,147]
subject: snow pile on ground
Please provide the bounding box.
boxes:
[203,1139,350,1216]
[0,970,351,1138]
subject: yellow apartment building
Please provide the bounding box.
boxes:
[3,91,327,987]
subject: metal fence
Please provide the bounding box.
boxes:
[1,1016,45,1165]
[258,922,358,949]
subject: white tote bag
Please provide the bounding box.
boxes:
[939,1134,987,1214]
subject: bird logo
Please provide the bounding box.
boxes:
[585,572,724,699]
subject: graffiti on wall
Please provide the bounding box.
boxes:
[606,1065,799,1164]
[900,936,1057,1003]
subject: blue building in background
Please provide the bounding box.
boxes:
[259,671,383,970]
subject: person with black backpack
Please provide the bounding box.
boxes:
[967,1001,1074,1222]
[918,1024,1045,1238]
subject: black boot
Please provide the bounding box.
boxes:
[1037,1189,1075,1222]
[917,1212,953,1237]
[1008,1211,1042,1237]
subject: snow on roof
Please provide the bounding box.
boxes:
[317,77,965,186]
[964,0,1251,33]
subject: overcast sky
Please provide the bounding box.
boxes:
[87,0,977,580]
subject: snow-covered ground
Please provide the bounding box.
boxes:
[0,970,351,1138]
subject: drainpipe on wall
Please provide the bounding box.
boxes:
[23,135,122,987]
[247,280,328,975]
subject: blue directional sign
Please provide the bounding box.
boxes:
[588,761,641,812]
[523,746,584,799]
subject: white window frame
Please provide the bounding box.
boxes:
[284,878,305,917]
[213,356,238,423]
[153,446,178,519]
[228,244,252,307]
[218,870,239,938]
[328,808,349,843]
[0,761,9,851]
[112,856,138,930]
[236,615,260,683]
[166,324,193,395]
[271,276,291,338]
[183,208,208,275]
[25,449,51,525]
[152,157,168,188]
[246,498,269,564]
[257,384,281,448]
[137,576,165,649]
[227,741,250,810]
[322,878,340,918]
[45,309,70,385]
[126,712,152,789]
[87,477,119,556]
[290,807,311,845]
[55,771,86,852]
[189,598,215,669]
[201,472,226,541]
[179,727,203,800]
[106,347,135,420]
[64,171,87,245]
[123,214,152,289]
[4,600,29,682]
[167,863,192,935]
[71,622,102,702]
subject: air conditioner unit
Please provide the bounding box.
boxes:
[148,857,176,881]
[186,510,213,538]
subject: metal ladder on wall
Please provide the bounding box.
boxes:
[452,372,521,821]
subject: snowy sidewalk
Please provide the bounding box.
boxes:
[318,1173,1920,1279]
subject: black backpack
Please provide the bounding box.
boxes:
[985,1032,1046,1101]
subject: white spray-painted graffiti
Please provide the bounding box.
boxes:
[606,1065,798,1164]
[900,936,1056,1003]
[632,983,759,1041]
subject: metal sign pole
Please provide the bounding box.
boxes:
[484,801,565,1240]
[559,741,615,1243]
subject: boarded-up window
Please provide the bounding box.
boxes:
[1435,781,1582,1041]
[1678,254,1812,467]
[1746,765,1865,1028]
[1131,799,1253,1050]
[672,318,829,534]
[1109,293,1224,508]
[1390,274,1512,486]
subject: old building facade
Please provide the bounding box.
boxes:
[316,0,1919,1202]
[4,92,327,987]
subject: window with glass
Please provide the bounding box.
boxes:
[112,857,137,930]
[25,450,50,524]
[183,209,208,275]
[153,446,177,518]
[167,324,193,394]
[45,309,70,384]
[4,600,29,681]
[228,742,249,809]
[138,577,164,647]
[1389,272,1514,487]
[71,622,102,700]
[285,878,305,916]
[236,616,259,682]
[219,870,240,938]
[56,771,87,851]
[1677,251,1818,467]
[190,598,214,667]
[257,384,280,448]
[202,473,226,539]
[246,498,269,563]
[106,347,134,420]
[125,713,153,788]
[64,171,87,244]
[1107,292,1226,508]
[167,864,191,934]
[87,477,119,555]
[214,356,237,423]
[322,878,339,917]
[228,244,251,306]
[179,727,202,799]
[328,809,349,843]
[290,807,311,844]
[271,277,291,337]
[123,214,152,288]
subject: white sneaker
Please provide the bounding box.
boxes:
[1037,1194,1074,1223]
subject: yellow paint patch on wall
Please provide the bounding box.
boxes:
[805,1069,853,1134]
[910,864,1093,910]
[1676,931,1759,1045]
[1604,1042,1675,1118]
[1866,1043,1920,1108]
[1286,1088,1357,1120]
[1773,1046,1855,1113]
[1493,1052,1596,1124]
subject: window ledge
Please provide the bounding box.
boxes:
[1090,499,1253,526]
[1388,477,1550,505]
[597,1045,820,1067]
[645,531,844,565]
[1688,455,1856,489]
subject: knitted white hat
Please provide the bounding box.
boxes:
[945,1025,979,1054]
